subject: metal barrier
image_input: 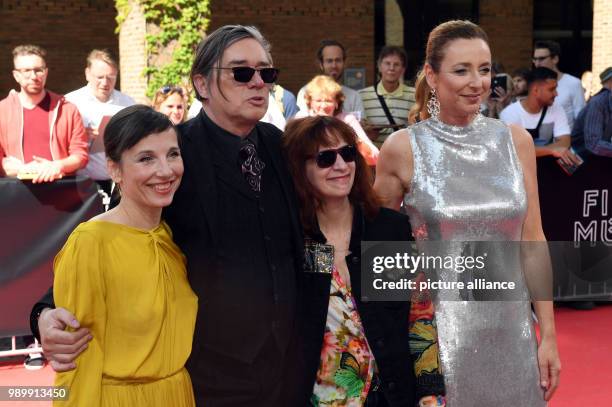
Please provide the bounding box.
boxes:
[0,176,104,356]
[536,154,612,300]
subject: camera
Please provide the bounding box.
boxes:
[491,74,509,99]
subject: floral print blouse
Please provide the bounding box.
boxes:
[311,267,376,406]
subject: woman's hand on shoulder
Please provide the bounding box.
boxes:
[374,128,412,211]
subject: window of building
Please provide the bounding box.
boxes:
[533,0,593,76]
[376,0,479,84]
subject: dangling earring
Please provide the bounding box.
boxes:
[427,88,441,119]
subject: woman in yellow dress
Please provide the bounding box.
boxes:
[53,105,197,406]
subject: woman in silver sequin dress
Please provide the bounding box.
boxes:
[374,20,561,406]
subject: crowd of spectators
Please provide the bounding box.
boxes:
[2,39,608,188]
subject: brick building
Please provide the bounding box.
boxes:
[387,0,596,83]
[0,0,609,102]
[0,0,118,98]
[593,0,612,93]
[117,0,375,102]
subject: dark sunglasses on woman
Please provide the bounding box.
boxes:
[217,66,279,84]
[160,85,184,95]
[314,145,357,168]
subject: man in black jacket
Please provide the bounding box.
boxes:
[30,25,327,406]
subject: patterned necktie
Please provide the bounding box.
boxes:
[238,139,265,193]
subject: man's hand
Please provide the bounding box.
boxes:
[30,156,64,183]
[485,87,511,118]
[538,335,561,401]
[2,156,25,177]
[549,146,582,166]
[492,86,510,103]
[39,307,91,372]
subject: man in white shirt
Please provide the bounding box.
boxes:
[65,49,135,199]
[533,40,585,130]
[296,40,365,119]
[500,67,580,167]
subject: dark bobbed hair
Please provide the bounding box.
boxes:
[282,116,380,236]
[317,40,346,63]
[526,67,557,89]
[534,40,561,58]
[104,105,174,163]
[377,45,407,67]
[409,20,490,123]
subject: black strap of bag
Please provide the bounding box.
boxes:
[536,106,548,131]
[374,82,397,126]
[526,106,548,140]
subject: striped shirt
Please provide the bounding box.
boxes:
[359,82,415,144]
[572,87,612,157]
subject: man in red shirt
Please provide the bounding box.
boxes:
[0,45,88,183]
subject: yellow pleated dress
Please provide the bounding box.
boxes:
[52,220,197,407]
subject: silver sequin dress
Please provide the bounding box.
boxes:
[403,116,546,406]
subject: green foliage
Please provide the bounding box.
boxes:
[115,0,210,98]
[115,0,131,29]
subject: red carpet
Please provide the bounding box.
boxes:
[0,358,53,406]
[1,305,610,406]
[550,303,612,406]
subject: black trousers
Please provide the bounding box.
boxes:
[364,386,390,407]
[190,334,300,407]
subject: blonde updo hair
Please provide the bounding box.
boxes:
[304,75,345,116]
[409,20,489,124]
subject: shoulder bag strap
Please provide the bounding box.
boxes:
[374,82,397,126]
[535,106,548,132]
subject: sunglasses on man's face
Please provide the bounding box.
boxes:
[313,145,357,168]
[217,66,279,84]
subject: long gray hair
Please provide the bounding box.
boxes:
[191,25,272,101]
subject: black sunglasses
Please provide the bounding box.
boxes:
[217,67,279,84]
[160,85,184,95]
[313,145,357,168]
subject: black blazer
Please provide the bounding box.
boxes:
[164,113,332,405]
[304,206,427,406]
[164,113,304,357]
